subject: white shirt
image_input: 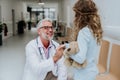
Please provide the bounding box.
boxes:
[22,37,67,80]
[71,27,99,80]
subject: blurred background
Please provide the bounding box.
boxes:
[0,0,120,80]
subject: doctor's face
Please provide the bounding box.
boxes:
[38,21,54,41]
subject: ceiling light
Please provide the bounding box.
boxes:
[38,0,44,5]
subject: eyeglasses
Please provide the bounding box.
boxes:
[40,26,54,30]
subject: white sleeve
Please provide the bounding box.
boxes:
[70,28,90,64]
[57,56,67,80]
[25,43,55,75]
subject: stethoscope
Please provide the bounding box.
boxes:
[36,38,56,59]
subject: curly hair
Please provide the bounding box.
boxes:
[72,0,103,44]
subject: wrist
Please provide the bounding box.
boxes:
[53,54,59,63]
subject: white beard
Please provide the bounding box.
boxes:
[41,32,53,41]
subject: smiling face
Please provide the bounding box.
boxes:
[37,20,54,41]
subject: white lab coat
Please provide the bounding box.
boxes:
[22,37,67,80]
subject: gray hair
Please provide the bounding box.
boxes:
[36,18,53,30]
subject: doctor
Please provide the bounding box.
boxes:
[22,18,67,80]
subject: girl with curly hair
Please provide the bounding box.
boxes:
[69,0,103,80]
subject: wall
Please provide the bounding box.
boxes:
[0,5,1,22]
[0,0,13,36]
[12,1,27,35]
[0,0,27,38]
[60,0,76,27]
[94,0,120,27]
[94,0,120,41]
[61,0,120,27]
[61,0,120,41]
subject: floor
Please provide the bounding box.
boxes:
[0,28,38,80]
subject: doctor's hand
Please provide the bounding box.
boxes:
[53,45,65,63]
